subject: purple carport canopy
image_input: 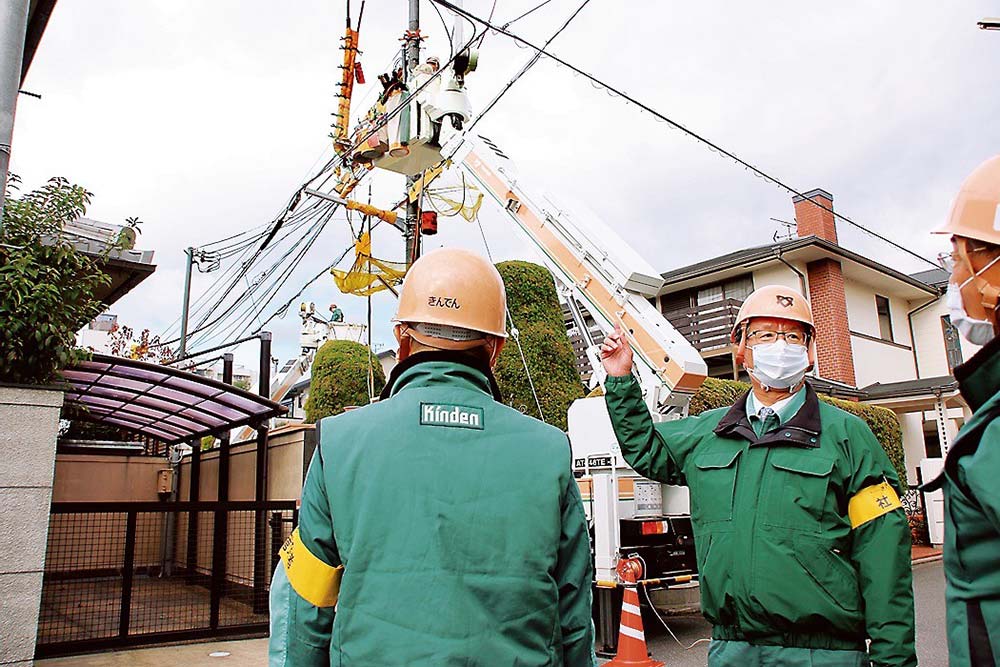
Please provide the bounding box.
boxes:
[60,354,286,444]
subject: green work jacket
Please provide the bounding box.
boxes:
[604,374,916,667]
[269,352,595,666]
[925,335,1000,665]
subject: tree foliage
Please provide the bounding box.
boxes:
[493,261,585,431]
[1,176,141,384]
[689,377,908,492]
[106,323,174,362]
[304,339,385,422]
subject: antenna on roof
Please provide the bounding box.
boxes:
[770,217,796,243]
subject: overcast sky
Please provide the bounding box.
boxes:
[11,1,1000,372]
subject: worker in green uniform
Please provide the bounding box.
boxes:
[600,285,916,667]
[924,155,1000,666]
[329,303,344,323]
[269,248,595,666]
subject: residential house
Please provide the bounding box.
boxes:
[651,189,974,488]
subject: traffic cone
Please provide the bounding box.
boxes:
[606,558,664,667]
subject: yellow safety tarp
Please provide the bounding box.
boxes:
[427,186,484,222]
[331,232,407,297]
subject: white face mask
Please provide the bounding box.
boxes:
[946,281,994,346]
[945,251,1000,347]
[746,340,810,390]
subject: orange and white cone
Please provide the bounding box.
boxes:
[606,558,664,667]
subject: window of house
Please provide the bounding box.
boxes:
[697,284,724,306]
[941,315,964,372]
[875,295,893,342]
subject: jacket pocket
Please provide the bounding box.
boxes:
[692,449,741,524]
[790,532,861,614]
[762,450,836,532]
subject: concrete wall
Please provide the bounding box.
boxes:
[52,454,165,502]
[46,454,168,577]
[175,425,312,578]
[0,386,63,667]
[177,424,313,503]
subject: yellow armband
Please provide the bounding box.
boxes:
[279,527,343,607]
[848,480,902,529]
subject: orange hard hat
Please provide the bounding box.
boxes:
[393,247,507,350]
[730,285,814,343]
[934,155,1000,246]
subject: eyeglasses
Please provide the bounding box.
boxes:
[937,247,992,273]
[746,330,807,345]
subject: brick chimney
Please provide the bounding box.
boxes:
[790,189,856,386]
[793,188,838,244]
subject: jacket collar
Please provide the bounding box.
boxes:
[954,333,1000,413]
[713,382,822,447]
[379,350,503,401]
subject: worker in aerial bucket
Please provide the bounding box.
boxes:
[269,247,596,666]
[924,155,1000,665]
[600,285,916,667]
[328,303,344,323]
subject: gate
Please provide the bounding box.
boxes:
[36,500,297,658]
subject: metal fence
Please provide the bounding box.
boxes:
[36,500,297,658]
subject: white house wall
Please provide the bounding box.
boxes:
[851,336,916,386]
[751,263,807,293]
[899,413,926,486]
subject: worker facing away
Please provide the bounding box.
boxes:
[924,155,1000,665]
[600,285,916,667]
[269,247,596,666]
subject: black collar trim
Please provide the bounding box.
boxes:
[713,382,822,447]
[378,350,504,402]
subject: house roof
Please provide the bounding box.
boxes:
[22,0,58,84]
[52,217,157,312]
[910,267,950,288]
[61,354,286,444]
[660,235,939,298]
[861,375,958,400]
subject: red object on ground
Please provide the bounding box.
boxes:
[606,558,665,667]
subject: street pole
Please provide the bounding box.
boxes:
[179,247,194,358]
[404,0,421,266]
[0,0,30,231]
[253,331,272,613]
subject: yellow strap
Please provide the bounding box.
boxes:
[848,481,902,529]
[279,527,344,608]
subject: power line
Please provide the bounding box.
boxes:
[502,0,553,28]
[431,0,940,270]
[456,0,591,141]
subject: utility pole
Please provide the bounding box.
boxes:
[404,0,421,266]
[179,247,194,357]
[0,0,30,231]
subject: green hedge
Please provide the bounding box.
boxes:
[494,261,585,431]
[689,377,907,492]
[304,339,385,423]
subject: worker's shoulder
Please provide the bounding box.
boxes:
[315,399,392,438]
[660,405,731,433]
[816,398,874,435]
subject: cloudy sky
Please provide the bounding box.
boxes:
[11,0,1000,372]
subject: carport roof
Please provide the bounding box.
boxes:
[61,354,286,444]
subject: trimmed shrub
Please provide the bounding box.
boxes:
[494,261,585,431]
[689,377,908,492]
[304,339,385,423]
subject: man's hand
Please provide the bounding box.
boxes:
[600,323,633,377]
